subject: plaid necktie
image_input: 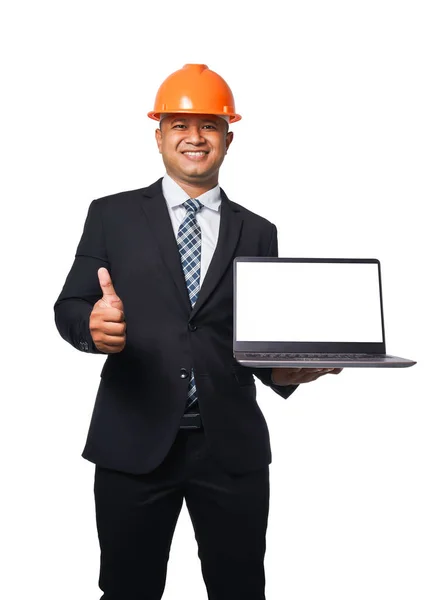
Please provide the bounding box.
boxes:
[177,198,203,411]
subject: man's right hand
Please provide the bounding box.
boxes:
[89,267,126,353]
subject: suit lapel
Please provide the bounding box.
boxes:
[191,189,243,320]
[139,179,191,312]
[138,179,243,318]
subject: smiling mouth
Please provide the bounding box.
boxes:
[182,151,209,158]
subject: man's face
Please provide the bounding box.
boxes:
[155,114,233,187]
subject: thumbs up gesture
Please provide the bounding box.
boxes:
[89,267,126,353]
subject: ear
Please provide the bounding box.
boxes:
[225,131,234,153]
[155,128,162,153]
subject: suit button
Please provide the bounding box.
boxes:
[180,368,189,379]
[188,323,197,332]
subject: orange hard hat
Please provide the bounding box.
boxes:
[147,64,241,123]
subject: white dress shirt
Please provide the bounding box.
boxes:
[161,172,221,288]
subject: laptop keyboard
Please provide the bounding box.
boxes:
[243,353,386,361]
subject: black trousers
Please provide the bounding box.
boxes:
[94,427,270,600]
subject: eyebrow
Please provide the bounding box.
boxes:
[170,117,220,125]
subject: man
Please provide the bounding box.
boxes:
[54,64,342,600]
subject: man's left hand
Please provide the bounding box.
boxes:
[271,367,343,386]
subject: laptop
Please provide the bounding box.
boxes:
[233,257,416,368]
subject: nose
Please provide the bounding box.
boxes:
[184,125,206,145]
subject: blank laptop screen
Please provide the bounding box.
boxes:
[235,261,383,343]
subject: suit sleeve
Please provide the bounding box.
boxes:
[249,224,298,399]
[53,199,109,354]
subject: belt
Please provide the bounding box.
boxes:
[179,411,203,430]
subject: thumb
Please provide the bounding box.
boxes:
[98,267,120,306]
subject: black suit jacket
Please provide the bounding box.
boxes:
[54,178,297,475]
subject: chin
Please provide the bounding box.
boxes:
[182,168,210,179]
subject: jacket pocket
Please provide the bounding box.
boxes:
[100,357,135,381]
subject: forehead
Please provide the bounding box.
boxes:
[162,114,225,126]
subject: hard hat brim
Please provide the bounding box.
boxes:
[147,110,242,123]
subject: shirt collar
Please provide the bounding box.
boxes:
[162,173,221,212]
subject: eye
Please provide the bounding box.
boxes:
[173,124,186,129]
[203,124,217,130]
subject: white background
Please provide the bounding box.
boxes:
[1,1,423,599]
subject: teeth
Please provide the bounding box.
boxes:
[184,152,206,156]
